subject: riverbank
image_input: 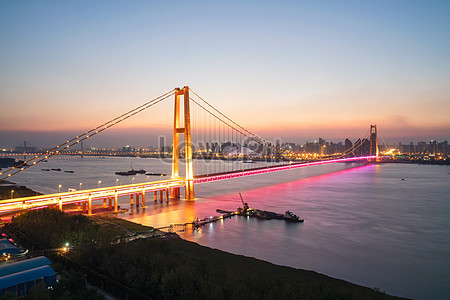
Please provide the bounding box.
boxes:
[1,207,406,299]
[0,182,42,199]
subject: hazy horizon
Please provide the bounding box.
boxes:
[1,127,448,150]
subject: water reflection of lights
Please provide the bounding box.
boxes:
[120,163,375,237]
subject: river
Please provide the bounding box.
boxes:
[4,156,450,299]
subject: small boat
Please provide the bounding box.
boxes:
[116,164,145,176]
[41,169,50,171]
[64,170,74,173]
[51,168,61,171]
[115,170,138,176]
[284,211,304,223]
[145,172,167,176]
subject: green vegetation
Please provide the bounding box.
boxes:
[92,215,155,234]
[2,208,405,300]
[3,208,116,249]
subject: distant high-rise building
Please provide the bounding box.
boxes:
[345,139,353,156]
[438,141,448,156]
[318,138,325,147]
[337,141,344,153]
[429,140,437,155]
[361,138,370,156]
[305,141,315,153]
[417,142,427,154]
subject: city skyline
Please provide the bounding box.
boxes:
[4,134,448,155]
[1,1,450,147]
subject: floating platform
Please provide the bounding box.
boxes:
[217,208,304,223]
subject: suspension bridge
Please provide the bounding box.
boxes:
[0,86,378,215]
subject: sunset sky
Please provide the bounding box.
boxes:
[1,1,449,148]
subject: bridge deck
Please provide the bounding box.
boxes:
[0,178,185,215]
[1,156,376,214]
[194,156,376,183]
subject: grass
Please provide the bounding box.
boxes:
[101,217,154,233]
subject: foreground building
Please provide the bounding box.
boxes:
[0,256,56,297]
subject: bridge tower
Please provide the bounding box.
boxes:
[370,124,378,160]
[172,86,195,200]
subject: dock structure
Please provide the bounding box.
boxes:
[156,211,237,232]
[158,206,303,233]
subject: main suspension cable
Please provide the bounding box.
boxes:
[0,89,175,182]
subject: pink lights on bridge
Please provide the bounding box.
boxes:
[0,179,186,215]
[194,156,377,184]
[0,156,377,215]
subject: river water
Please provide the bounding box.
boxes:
[3,156,450,299]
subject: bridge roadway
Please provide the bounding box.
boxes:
[0,156,376,215]
[0,178,186,216]
[194,156,377,183]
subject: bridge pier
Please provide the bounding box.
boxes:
[82,201,87,213]
[130,194,134,205]
[141,192,145,207]
[108,197,112,209]
[166,188,169,203]
[171,187,180,199]
[103,198,107,208]
[88,197,92,215]
[58,198,62,211]
[159,190,163,203]
[154,191,157,202]
[136,194,140,207]
[114,193,118,212]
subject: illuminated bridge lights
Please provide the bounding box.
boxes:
[0,178,189,213]
[23,199,60,209]
[194,156,377,184]
[0,156,377,214]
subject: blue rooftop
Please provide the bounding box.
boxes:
[0,239,22,256]
[0,256,52,278]
[0,265,55,289]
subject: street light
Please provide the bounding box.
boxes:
[98,180,101,188]
[79,182,82,190]
[132,177,135,184]
[116,179,119,186]
[147,176,149,182]
[10,190,14,199]
[58,185,62,193]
